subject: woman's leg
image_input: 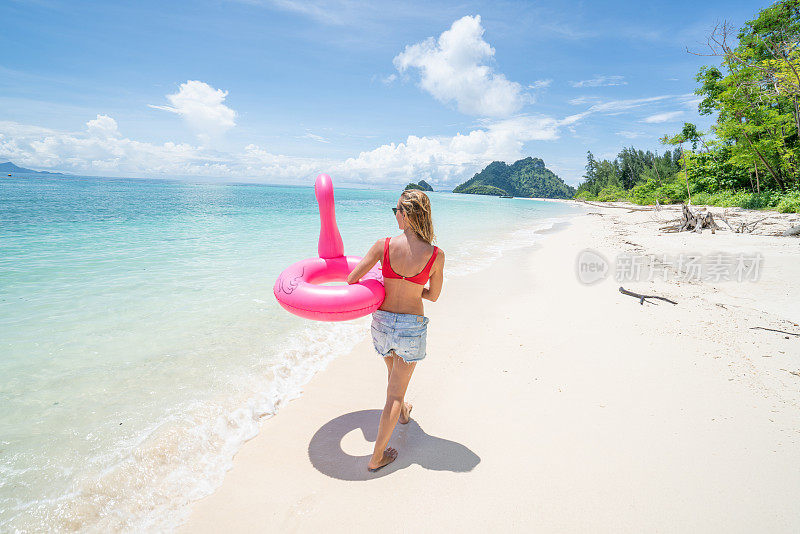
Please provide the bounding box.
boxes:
[383,354,412,424]
[383,355,393,381]
[368,353,416,471]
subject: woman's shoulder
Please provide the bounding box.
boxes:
[368,238,387,257]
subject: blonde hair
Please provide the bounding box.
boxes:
[399,189,436,244]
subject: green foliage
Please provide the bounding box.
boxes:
[453,157,575,199]
[575,148,682,199]
[690,190,783,209]
[688,0,800,193]
[404,180,433,191]
[455,184,508,196]
[776,190,800,212]
[417,179,433,191]
[595,185,628,202]
[575,1,800,215]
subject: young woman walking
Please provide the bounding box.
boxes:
[347,189,445,472]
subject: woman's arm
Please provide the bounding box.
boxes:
[346,239,384,284]
[422,250,445,302]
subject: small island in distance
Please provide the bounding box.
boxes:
[453,157,575,199]
[1,161,65,176]
[404,179,433,192]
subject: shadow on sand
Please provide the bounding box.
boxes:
[308,409,481,480]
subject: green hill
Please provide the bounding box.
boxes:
[404,179,433,191]
[453,157,575,199]
[1,161,64,175]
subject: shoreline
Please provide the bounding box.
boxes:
[180,206,799,532]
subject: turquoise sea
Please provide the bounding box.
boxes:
[0,174,580,531]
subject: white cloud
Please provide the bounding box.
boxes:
[334,114,566,183]
[568,95,601,106]
[569,75,627,88]
[86,115,120,138]
[0,110,574,186]
[642,110,684,123]
[559,94,690,128]
[567,95,675,120]
[616,131,646,139]
[259,0,347,25]
[302,131,330,143]
[149,80,236,139]
[393,15,528,118]
[528,79,552,90]
[588,95,672,113]
[381,73,397,85]
[682,95,703,110]
[0,118,209,174]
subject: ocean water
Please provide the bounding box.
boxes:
[0,175,580,531]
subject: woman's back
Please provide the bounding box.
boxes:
[379,234,439,315]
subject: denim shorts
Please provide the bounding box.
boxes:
[371,309,430,363]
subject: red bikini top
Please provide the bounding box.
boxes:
[382,237,439,285]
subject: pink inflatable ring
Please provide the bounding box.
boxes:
[273,174,385,321]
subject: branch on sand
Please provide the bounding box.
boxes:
[619,287,678,306]
[750,326,800,337]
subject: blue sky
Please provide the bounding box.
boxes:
[0,0,769,188]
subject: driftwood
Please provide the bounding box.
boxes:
[750,326,800,337]
[577,200,661,212]
[659,204,721,234]
[719,213,770,234]
[783,225,800,237]
[619,286,678,305]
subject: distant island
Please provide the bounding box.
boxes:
[453,157,575,199]
[1,161,64,176]
[405,180,433,192]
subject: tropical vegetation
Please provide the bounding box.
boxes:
[573,0,800,213]
[404,179,433,191]
[454,157,575,199]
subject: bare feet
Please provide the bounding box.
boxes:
[399,402,413,425]
[367,447,398,472]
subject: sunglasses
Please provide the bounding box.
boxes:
[392,207,403,215]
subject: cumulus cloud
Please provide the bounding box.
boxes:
[569,75,627,88]
[149,80,236,139]
[393,15,528,117]
[0,110,575,186]
[642,110,684,123]
[86,115,120,137]
[336,114,565,183]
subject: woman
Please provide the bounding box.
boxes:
[346,189,445,472]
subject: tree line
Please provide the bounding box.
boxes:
[574,0,800,213]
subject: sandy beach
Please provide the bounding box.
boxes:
[181,204,800,532]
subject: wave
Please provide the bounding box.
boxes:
[4,320,367,533]
[5,210,579,533]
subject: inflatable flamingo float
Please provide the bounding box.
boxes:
[273,174,385,321]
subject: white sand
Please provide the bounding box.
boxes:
[180,205,800,533]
